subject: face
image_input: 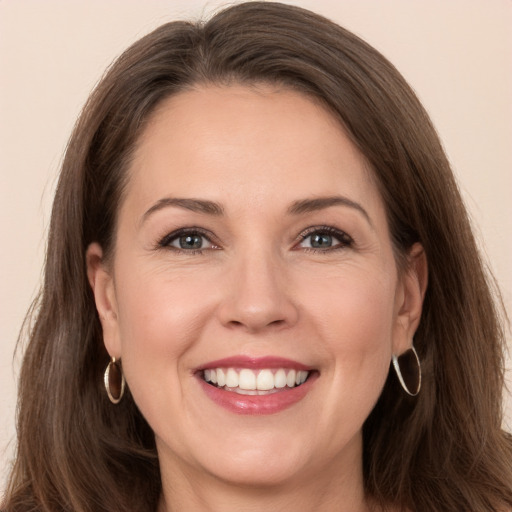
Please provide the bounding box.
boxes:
[88,85,424,490]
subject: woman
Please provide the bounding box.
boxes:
[3,2,511,511]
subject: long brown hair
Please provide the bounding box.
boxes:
[5,3,511,511]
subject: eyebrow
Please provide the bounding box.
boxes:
[141,197,224,224]
[288,196,372,226]
[141,194,372,226]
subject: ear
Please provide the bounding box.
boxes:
[392,243,428,355]
[86,243,122,358]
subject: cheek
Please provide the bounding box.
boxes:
[115,263,211,340]
[323,288,394,390]
[301,263,397,349]
[111,265,217,400]
[300,266,396,411]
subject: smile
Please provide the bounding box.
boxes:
[197,356,317,415]
[203,368,310,395]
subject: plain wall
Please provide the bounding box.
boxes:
[1,0,511,489]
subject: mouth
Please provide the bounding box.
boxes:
[202,367,310,395]
[196,356,317,415]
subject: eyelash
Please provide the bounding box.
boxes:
[295,225,354,253]
[157,227,218,255]
[156,225,354,254]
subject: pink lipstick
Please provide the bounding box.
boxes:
[196,356,317,415]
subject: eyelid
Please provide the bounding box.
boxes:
[157,227,220,251]
[155,225,352,253]
[295,225,354,250]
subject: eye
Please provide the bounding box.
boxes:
[173,233,206,250]
[297,226,353,251]
[158,228,218,253]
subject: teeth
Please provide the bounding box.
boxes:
[225,368,238,388]
[256,369,274,390]
[286,370,296,388]
[274,369,287,389]
[217,368,226,387]
[295,370,308,386]
[203,367,310,391]
[239,369,256,390]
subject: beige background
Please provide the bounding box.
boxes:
[1,0,511,489]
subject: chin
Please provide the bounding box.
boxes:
[183,429,314,488]
[205,456,307,488]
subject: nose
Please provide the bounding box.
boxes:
[217,250,299,333]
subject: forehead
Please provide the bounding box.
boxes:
[125,84,384,220]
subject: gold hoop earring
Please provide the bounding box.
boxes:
[392,346,421,396]
[104,357,126,404]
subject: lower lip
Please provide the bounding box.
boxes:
[198,374,317,415]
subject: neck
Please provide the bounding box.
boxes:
[158,478,370,512]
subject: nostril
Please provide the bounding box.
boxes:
[226,317,287,332]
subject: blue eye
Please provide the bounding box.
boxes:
[158,229,217,252]
[307,233,334,248]
[172,234,205,250]
[298,227,353,251]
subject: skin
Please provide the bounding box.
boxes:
[87,84,427,512]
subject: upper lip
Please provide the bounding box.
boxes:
[196,355,313,371]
